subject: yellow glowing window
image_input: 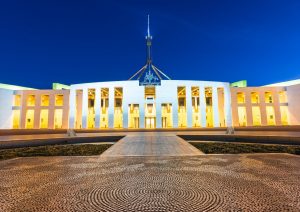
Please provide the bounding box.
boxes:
[266,106,276,125]
[13,95,21,106]
[238,106,247,126]
[12,110,20,129]
[280,106,289,125]
[205,87,212,106]
[145,87,156,100]
[251,92,259,103]
[252,106,261,126]
[115,99,122,108]
[54,109,63,128]
[101,88,109,113]
[41,95,50,106]
[40,109,49,128]
[237,92,245,104]
[25,109,35,129]
[178,98,185,107]
[265,92,273,103]
[279,91,287,103]
[55,95,64,106]
[147,104,153,114]
[206,106,214,127]
[27,95,35,106]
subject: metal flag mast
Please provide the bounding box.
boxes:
[129,15,171,84]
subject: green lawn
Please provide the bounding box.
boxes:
[190,142,300,155]
[0,144,113,160]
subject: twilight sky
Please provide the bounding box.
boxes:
[0,0,299,89]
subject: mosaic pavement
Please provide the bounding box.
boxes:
[0,154,299,211]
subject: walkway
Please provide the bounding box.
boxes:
[101,132,203,156]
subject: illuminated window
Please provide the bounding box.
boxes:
[128,104,140,128]
[40,109,49,128]
[25,109,34,129]
[114,87,123,128]
[145,103,156,129]
[265,92,273,103]
[237,92,245,104]
[238,107,247,126]
[88,89,95,129]
[205,87,212,106]
[146,104,154,114]
[161,103,173,128]
[251,92,259,103]
[279,91,287,103]
[252,106,261,126]
[101,88,109,110]
[145,87,156,100]
[177,87,187,127]
[54,109,63,129]
[280,106,289,125]
[27,95,35,106]
[12,110,20,129]
[191,87,200,127]
[205,87,213,127]
[55,95,64,106]
[114,88,123,108]
[41,95,49,106]
[100,88,109,128]
[13,95,21,106]
[266,106,276,125]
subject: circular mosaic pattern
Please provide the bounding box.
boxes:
[79,173,223,211]
[0,155,300,212]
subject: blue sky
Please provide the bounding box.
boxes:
[0,0,299,88]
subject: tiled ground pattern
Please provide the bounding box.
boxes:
[0,154,299,211]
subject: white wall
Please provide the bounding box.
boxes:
[286,84,300,125]
[0,88,14,129]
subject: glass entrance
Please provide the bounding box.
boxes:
[161,103,172,128]
[145,103,156,129]
[128,104,140,128]
[145,117,155,128]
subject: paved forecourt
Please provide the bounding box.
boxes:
[1,154,299,211]
[1,130,300,211]
[101,132,203,157]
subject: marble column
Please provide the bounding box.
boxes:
[81,88,88,129]
[200,86,207,127]
[212,87,220,127]
[186,85,193,128]
[94,87,101,128]
[68,89,76,129]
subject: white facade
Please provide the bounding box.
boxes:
[68,80,232,129]
[1,78,300,129]
[1,18,299,130]
[0,89,14,129]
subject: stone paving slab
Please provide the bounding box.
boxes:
[101,133,203,157]
[0,154,299,211]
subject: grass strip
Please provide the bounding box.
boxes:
[190,142,300,155]
[0,144,113,160]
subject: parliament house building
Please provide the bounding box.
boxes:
[1,18,299,130]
